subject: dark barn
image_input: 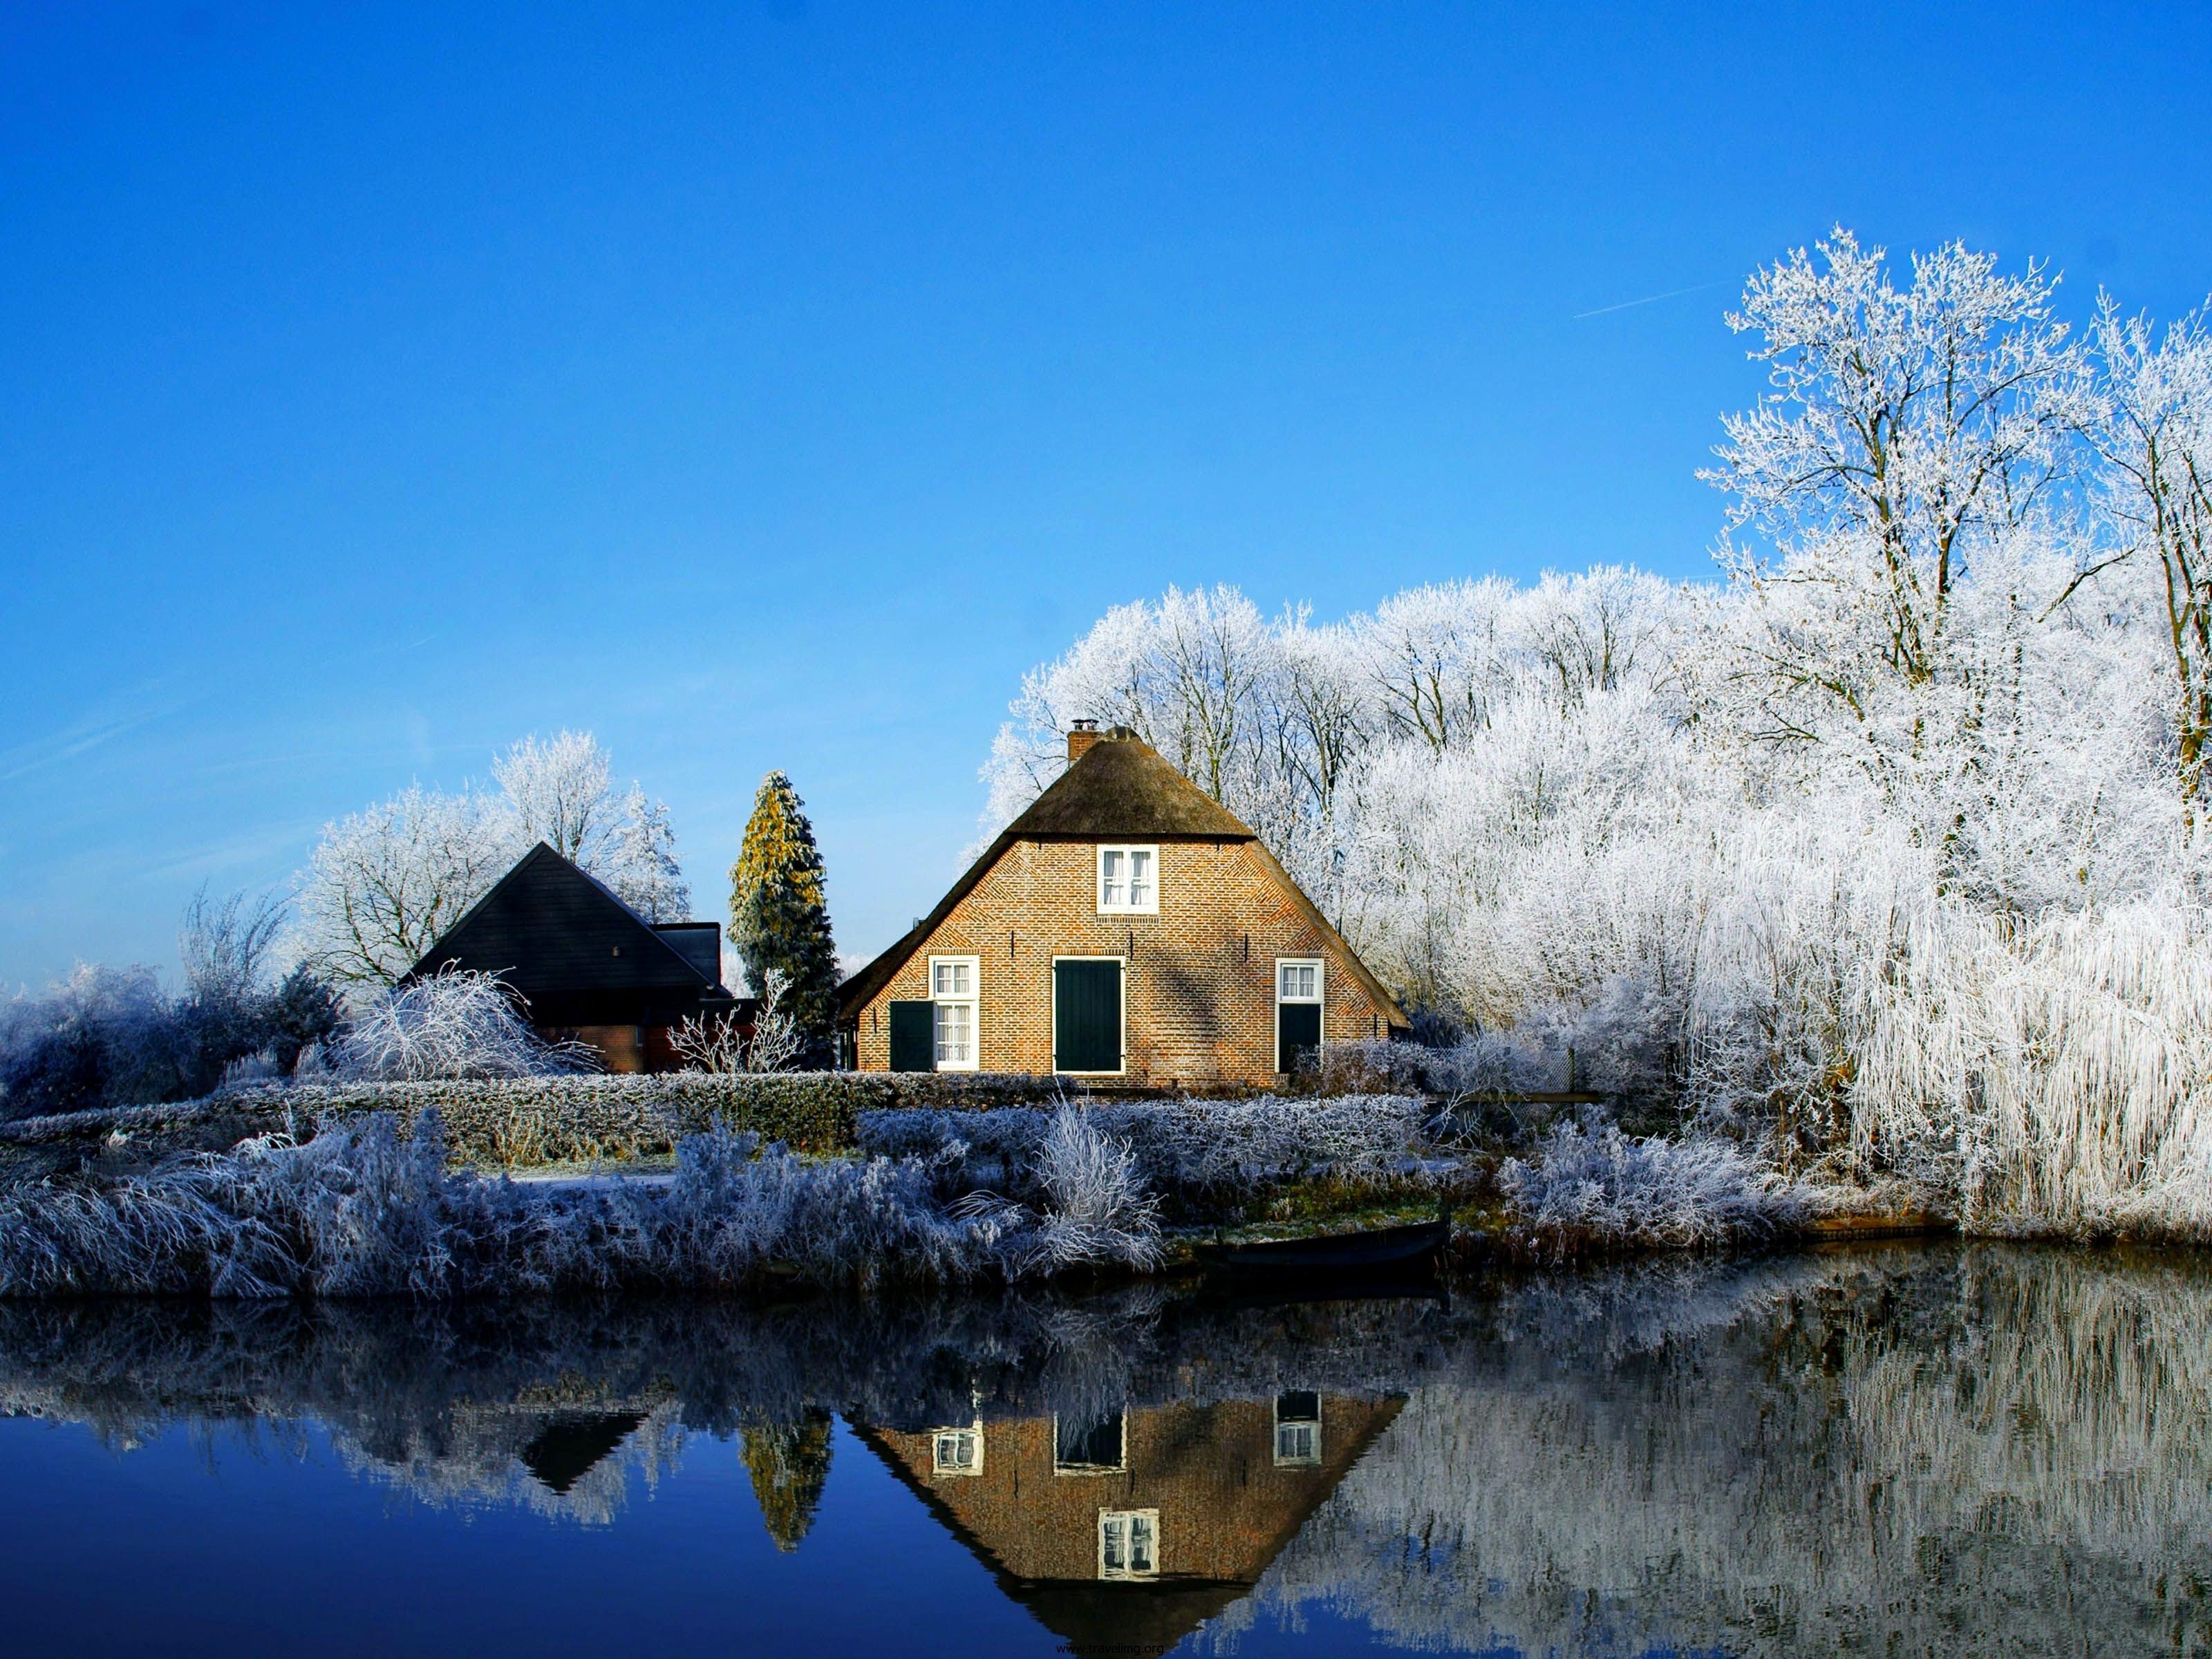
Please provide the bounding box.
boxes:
[406,843,736,1072]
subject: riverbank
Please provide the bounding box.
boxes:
[0,1094,1861,1299]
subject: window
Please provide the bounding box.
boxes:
[1275,959,1324,1076]
[931,1425,984,1477]
[1273,1390,1321,1467]
[929,956,979,1071]
[1054,1410,1127,1473]
[1098,1510,1159,1580]
[1096,845,1159,914]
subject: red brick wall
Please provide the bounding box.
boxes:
[859,1395,1402,1586]
[849,838,1392,1086]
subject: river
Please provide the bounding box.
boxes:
[0,1243,2203,1656]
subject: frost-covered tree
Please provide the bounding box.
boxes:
[1703,228,2091,690]
[2087,295,2212,832]
[602,786,691,922]
[728,773,839,1056]
[297,785,514,984]
[299,733,693,983]
[492,730,616,865]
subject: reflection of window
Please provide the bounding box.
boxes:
[1098,1509,1159,1580]
[1054,1410,1126,1473]
[1097,845,1159,914]
[1274,1390,1321,1466]
[929,956,978,1071]
[931,1424,983,1477]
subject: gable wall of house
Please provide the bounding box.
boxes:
[848,837,1391,1085]
[858,1394,1401,1586]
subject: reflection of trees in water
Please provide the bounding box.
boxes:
[0,1247,2205,1656]
[742,1409,834,1551]
[1227,1246,2212,1658]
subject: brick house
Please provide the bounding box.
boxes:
[837,724,1409,1085]
[854,1391,1402,1657]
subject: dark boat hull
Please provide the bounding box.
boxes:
[1190,1219,1449,1274]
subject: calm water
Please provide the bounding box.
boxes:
[1,1244,2206,1657]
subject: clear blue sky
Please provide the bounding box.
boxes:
[4,1,2209,987]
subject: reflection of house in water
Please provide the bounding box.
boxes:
[856,1391,1400,1658]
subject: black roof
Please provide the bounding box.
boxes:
[406,843,729,1015]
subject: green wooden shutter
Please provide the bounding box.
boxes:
[1053,959,1123,1073]
[888,1000,935,1072]
[1277,1001,1322,1075]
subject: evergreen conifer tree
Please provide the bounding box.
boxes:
[728,771,839,1058]
[739,1410,834,1553]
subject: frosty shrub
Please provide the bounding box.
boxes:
[0,891,345,1122]
[1499,1123,1812,1257]
[0,964,184,1121]
[1016,1107,1163,1274]
[332,968,593,1082]
[669,969,803,1074]
[859,1094,1445,1205]
[0,1111,1163,1300]
[218,1048,284,1089]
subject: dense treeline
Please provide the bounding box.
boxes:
[988,231,2212,1238]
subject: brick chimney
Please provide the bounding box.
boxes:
[1066,719,1100,763]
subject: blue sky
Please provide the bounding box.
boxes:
[4,1,2209,986]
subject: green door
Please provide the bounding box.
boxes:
[888,1000,935,1072]
[1053,959,1123,1074]
[1277,1001,1322,1075]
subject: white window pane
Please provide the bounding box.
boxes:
[935,1002,972,1065]
[1102,1518,1125,1571]
[1130,1515,1154,1573]
[933,964,951,995]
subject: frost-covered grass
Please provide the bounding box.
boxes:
[1853,903,2212,1241]
[1499,1123,1813,1257]
[0,1105,1161,1299]
[859,1093,1447,1209]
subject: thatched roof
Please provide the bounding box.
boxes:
[1004,733,1256,840]
[838,733,1408,1029]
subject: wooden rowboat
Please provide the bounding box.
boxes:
[1191,1218,1450,1275]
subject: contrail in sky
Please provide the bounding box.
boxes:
[1573,280,1726,320]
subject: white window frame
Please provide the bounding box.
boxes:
[1051,1409,1128,1474]
[1050,955,1127,1078]
[928,955,980,1073]
[1274,957,1324,1074]
[1272,1390,1322,1468]
[1098,1508,1159,1581]
[930,1422,984,1478]
[1095,844,1160,915]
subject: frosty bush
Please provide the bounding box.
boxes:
[1018,1107,1163,1274]
[331,968,592,1082]
[1499,1123,1813,1257]
[0,1111,1162,1300]
[0,892,345,1121]
[859,1094,1444,1205]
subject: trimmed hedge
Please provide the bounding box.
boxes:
[3,1072,1085,1166]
